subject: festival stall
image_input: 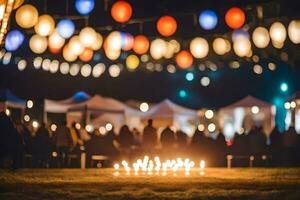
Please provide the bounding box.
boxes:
[0,89,26,112]
[285,92,300,133]
[219,95,276,140]
[142,99,197,136]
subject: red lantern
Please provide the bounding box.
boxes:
[111,1,132,23]
[122,33,134,51]
[79,48,93,62]
[157,15,177,37]
[133,35,149,55]
[49,46,61,54]
[176,50,193,69]
[225,7,245,29]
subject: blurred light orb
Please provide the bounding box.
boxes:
[24,115,30,122]
[205,110,214,119]
[111,0,132,23]
[79,48,93,62]
[121,33,134,51]
[280,82,288,92]
[288,20,300,44]
[15,4,38,29]
[201,76,210,87]
[190,37,209,59]
[5,29,24,51]
[92,63,106,78]
[42,59,51,71]
[208,123,216,132]
[48,31,65,54]
[199,10,218,30]
[167,64,176,73]
[29,34,48,54]
[57,19,75,39]
[91,33,103,51]
[232,29,249,42]
[81,64,92,77]
[109,64,121,78]
[79,27,97,48]
[70,64,80,76]
[50,124,57,132]
[176,50,193,69]
[157,15,177,37]
[133,35,149,55]
[69,36,84,55]
[60,62,70,74]
[34,15,55,36]
[150,39,167,60]
[233,38,251,57]
[270,22,286,46]
[63,45,78,62]
[32,121,39,128]
[140,102,149,112]
[252,27,270,48]
[49,60,59,73]
[105,31,122,51]
[212,38,231,55]
[185,72,194,81]
[126,54,139,70]
[17,59,27,71]
[75,0,94,15]
[251,106,260,114]
[225,7,245,29]
[253,64,263,74]
[33,57,43,69]
[169,39,181,53]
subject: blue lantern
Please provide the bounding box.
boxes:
[232,29,249,42]
[57,19,75,39]
[5,29,24,51]
[75,0,95,15]
[199,10,218,30]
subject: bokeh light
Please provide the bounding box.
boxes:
[199,10,218,30]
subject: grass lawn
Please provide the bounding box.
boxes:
[0,168,300,200]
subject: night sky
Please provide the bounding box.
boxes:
[1,0,300,109]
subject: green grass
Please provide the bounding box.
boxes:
[0,168,300,200]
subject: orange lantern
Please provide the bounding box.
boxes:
[79,48,93,62]
[49,46,62,54]
[176,50,193,69]
[157,15,177,37]
[225,7,245,29]
[111,1,132,23]
[133,35,149,55]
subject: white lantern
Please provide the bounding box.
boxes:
[150,39,167,60]
[29,34,48,54]
[79,27,97,48]
[213,38,231,55]
[105,31,122,51]
[15,4,39,29]
[288,20,300,44]
[269,22,286,47]
[69,36,84,56]
[105,49,120,61]
[252,27,270,48]
[190,37,209,59]
[233,37,251,57]
[80,64,92,77]
[63,45,77,62]
[34,15,55,36]
[48,31,65,50]
[91,33,103,50]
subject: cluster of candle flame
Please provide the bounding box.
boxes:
[113,156,205,176]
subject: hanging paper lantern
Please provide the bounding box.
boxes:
[121,32,134,51]
[225,7,245,29]
[232,29,249,42]
[105,48,121,61]
[126,54,139,70]
[164,41,178,59]
[190,37,209,59]
[57,19,75,39]
[133,35,149,55]
[111,0,132,23]
[212,38,231,55]
[91,33,103,50]
[233,38,251,57]
[157,16,177,37]
[288,20,300,44]
[29,34,48,54]
[270,22,286,48]
[5,29,24,51]
[63,45,78,62]
[252,27,270,48]
[15,4,39,29]
[105,31,122,51]
[79,27,97,48]
[69,36,84,55]
[34,15,55,36]
[150,38,167,60]
[199,10,218,30]
[176,50,193,69]
[75,0,94,15]
[79,48,93,62]
[48,31,65,54]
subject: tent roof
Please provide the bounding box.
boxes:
[144,99,196,119]
[44,91,91,113]
[222,95,273,109]
[0,89,25,109]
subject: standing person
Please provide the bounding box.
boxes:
[160,127,176,157]
[54,121,72,167]
[269,126,283,166]
[142,119,157,151]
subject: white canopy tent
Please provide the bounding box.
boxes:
[142,99,197,136]
[67,95,143,132]
[219,95,276,140]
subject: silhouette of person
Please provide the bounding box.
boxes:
[142,119,157,150]
[118,125,135,149]
[54,121,72,167]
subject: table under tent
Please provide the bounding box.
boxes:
[44,91,91,125]
[218,95,276,140]
[141,99,197,136]
[67,95,143,133]
[0,89,26,120]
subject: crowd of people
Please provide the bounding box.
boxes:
[1,111,300,169]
